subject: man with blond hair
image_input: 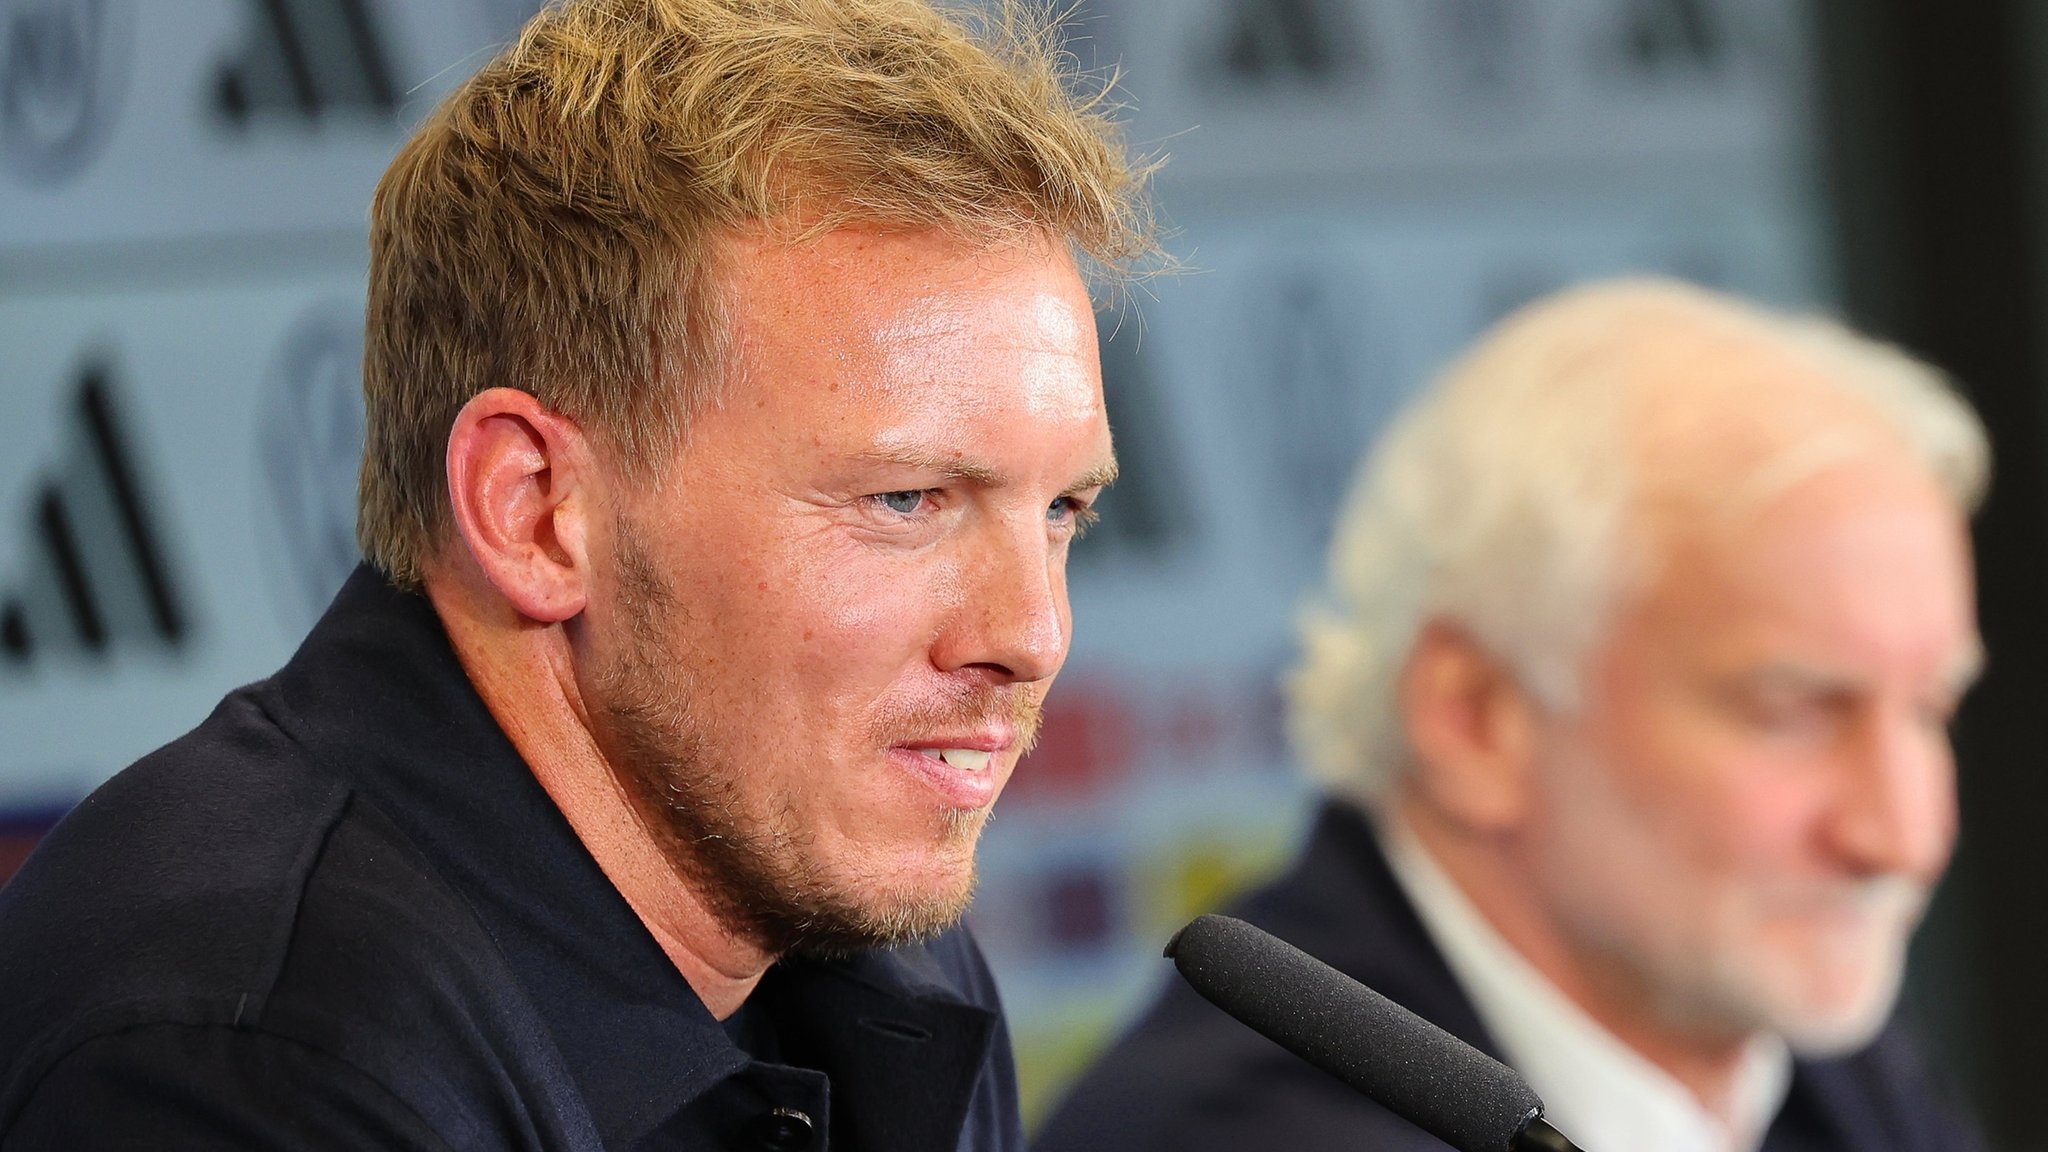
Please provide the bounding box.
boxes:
[0,1,1152,1147]
[1039,280,1984,1152]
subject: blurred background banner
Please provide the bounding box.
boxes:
[7,0,2048,1146]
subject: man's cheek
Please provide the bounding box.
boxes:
[822,594,933,657]
[1714,774,1834,874]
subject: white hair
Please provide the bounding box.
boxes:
[1288,277,1990,809]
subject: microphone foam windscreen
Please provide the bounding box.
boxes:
[1168,913,1542,1152]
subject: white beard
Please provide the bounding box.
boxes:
[1531,739,1927,1056]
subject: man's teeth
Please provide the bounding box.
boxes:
[920,748,993,773]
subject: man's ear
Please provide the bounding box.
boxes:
[1398,620,1543,834]
[443,387,596,623]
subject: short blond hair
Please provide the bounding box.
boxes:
[358,0,1158,586]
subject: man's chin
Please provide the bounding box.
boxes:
[784,867,979,960]
[864,844,982,926]
[1767,958,1906,1056]
[1687,943,1907,1057]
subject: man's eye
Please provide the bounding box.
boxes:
[1737,693,1840,741]
[875,490,927,515]
[1049,495,1099,533]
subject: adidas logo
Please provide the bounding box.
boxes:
[1,357,188,666]
[1206,0,1368,89]
[0,0,131,184]
[1075,327,1191,566]
[213,0,399,126]
[1611,0,1728,78]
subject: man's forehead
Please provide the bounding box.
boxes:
[722,222,1080,305]
[720,228,1098,387]
[868,279,1090,337]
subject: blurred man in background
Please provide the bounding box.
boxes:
[0,1,1151,1147]
[1038,280,1984,1152]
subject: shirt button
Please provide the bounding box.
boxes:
[743,1107,815,1152]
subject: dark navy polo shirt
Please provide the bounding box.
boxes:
[0,567,1022,1152]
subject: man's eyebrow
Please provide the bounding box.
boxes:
[1743,642,1989,698]
[1068,459,1119,493]
[1744,663,1867,695]
[856,449,1119,493]
[859,448,1002,485]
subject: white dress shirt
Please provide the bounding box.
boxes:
[1380,816,1792,1152]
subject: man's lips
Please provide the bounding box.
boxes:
[889,732,1012,809]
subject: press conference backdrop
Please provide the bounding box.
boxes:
[0,0,1829,1124]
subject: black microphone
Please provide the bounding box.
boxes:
[1166,913,1584,1152]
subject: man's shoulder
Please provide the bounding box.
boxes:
[1033,805,1483,1152]
[1787,1022,1986,1152]
[1033,974,1438,1152]
[0,685,353,1029]
[0,684,535,1135]
[1034,831,1459,1152]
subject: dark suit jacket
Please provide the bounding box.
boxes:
[0,567,1022,1152]
[1035,800,1979,1152]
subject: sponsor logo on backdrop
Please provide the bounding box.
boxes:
[1,354,187,667]
[0,0,130,185]
[255,299,366,634]
[214,0,400,127]
[1429,0,1535,115]
[1200,0,1368,91]
[1233,258,1388,558]
[1074,324,1193,568]
[1606,0,1731,80]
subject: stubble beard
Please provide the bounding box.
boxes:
[594,531,1017,961]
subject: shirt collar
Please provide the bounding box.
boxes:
[1380,813,1792,1152]
[266,566,994,1151]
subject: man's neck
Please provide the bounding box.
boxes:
[1394,792,1757,1123]
[427,571,770,1019]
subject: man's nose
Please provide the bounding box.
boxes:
[1826,713,1957,880]
[930,517,1067,685]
